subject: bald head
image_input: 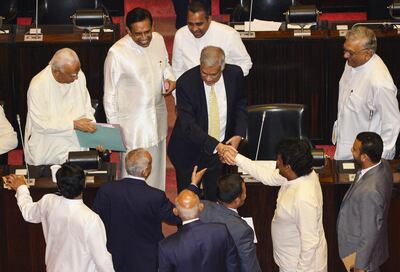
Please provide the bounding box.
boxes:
[174,189,204,221]
[125,148,152,178]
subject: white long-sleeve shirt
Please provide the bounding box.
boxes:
[333,54,400,160]
[0,105,17,155]
[103,33,175,150]
[236,154,327,272]
[25,65,95,165]
[15,185,114,272]
[172,21,252,80]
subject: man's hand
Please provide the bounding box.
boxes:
[3,174,26,191]
[162,80,176,96]
[190,166,207,187]
[221,147,238,165]
[73,118,96,133]
[353,268,365,272]
[226,135,242,150]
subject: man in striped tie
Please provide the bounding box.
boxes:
[168,46,248,200]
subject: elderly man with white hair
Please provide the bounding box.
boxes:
[25,48,96,165]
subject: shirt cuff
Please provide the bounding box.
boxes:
[15,184,29,198]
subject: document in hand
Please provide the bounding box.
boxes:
[75,123,127,152]
[342,252,356,272]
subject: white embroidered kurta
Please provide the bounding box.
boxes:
[236,154,327,272]
[333,54,400,160]
[15,185,115,272]
[25,65,95,166]
[0,105,18,155]
[103,33,174,189]
[172,21,252,79]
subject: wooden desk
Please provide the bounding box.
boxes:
[0,164,116,272]
[238,159,400,272]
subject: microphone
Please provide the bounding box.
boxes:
[255,111,266,160]
[240,0,255,38]
[16,114,31,184]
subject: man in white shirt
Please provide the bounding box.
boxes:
[172,1,252,81]
[0,105,18,155]
[222,139,328,272]
[103,7,176,189]
[4,163,114,272]
[332,26,400,160]
[25,48,96,166]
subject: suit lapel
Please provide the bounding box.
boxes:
[222,68,232,139]
[341,163,383,204]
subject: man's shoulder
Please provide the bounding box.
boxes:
[223,64,244,78]
[174,26,190,39]
[210,21,236,34]
[29,66,50,90]
[201,202,248,228]
[177,66,201,83]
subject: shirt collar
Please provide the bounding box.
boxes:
[126,175,146,181]
[359,160,381,181]
[182,218,200,225]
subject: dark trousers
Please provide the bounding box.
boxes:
[171,0,212,29]
[175,153,223,201]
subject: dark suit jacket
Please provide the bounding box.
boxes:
[200,201,261,272]
[337,160,393,270]
[167,64,248,169]
[158,220,240,272]
[186,184,260,272]
[93,177,181,272]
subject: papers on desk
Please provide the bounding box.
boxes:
[287,23,315,30]
[75,123,127,152]
[242,217,258,243]
[244,19,282,31]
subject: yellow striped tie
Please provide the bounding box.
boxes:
[208,85,220,140]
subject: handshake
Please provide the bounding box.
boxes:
[216,135,242,165]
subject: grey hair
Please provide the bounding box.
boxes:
[200,46,225,70]
[347,26,377,53]
[125,148,150,176]
[49,48,80,72]
[175,203,200,220]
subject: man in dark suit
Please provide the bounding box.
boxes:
[168,46,248,201]
[93,149,181,272]
[197,174,261,272]
[337,132,393,272]
[158,189,240,272]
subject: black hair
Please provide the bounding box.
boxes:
[275,138,313,177]
[217,174,244,203]
[188,1,210,17]
[356,132,383,163]
[55,163,85,199]
[126,7,153,30]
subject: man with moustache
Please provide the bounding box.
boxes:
[103,7,176,189]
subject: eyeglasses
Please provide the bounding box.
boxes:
[343,47,369,58]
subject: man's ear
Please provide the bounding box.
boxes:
[173,207,178,216]
[126,27,132,35]
[199,202,204,212]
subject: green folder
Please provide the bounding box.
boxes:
[75,123,126,152]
